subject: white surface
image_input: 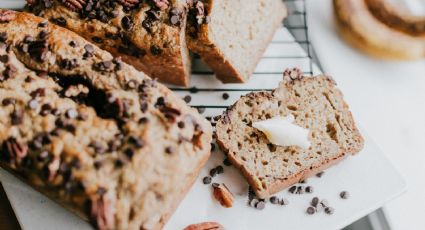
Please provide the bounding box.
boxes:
[307,1,425,229]
[0,1,407,230]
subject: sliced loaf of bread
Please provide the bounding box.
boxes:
[186,0,287,83]
[216,70,364,198]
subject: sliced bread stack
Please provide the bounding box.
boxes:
[216,69,364,198]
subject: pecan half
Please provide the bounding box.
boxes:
[0,10,16,23]
[212,183,234,208]
[118,0,140,8]
[152,0,169,11]
[1,137,28,163]
[184,222,224,230]
[61,0,87,12]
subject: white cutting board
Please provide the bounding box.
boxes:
[0,1,406,230]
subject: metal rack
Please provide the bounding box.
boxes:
[170,0,317,115]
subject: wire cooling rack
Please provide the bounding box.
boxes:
[169,0,319,118]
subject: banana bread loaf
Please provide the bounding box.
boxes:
[186,0,287,83]
[0,10,211,229]
[216,69,364,198]
[26,0,192,86]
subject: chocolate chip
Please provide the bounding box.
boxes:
[223,158,232,166]
[255,201,266,210]
[169,7,182,26]
[202,176,212,184]
[296,186,304,194]
[0,32,7,42]
[306,206,316,215]
[305,186,313,193]
[66,108,78,119]
[209,168,217,177]
[212,183,219,188]
[316,171,324,178]
[38,30,49,40]
[2,98,15,106]
[11,109,24,125]
[320,199,329,208]
[216,165,224,174]
[289,186,297,194]
[40,104,52,116]
[138,117,149,124]
[311,197,319,207]
[150,45,162,55]
[129,136,144,148]
[183,95,192,103]
[84,44,94,57]
[28,99,38,110]
[30,88,45,98]
[324,207,334,215]
[94,161,103,169]
[155,97,165,107]
[222,93,229,100]
[90,141,106,154]
[249,198,258,207]
[93,61,113,72]
[60,58,78,70]
[0,54,8,63]
[121,16,133,31]
[196,107,205,114]
[280,198,289,205]
[340,191,349,199]
[38,21,48,28]
[124,148,134,159]
[92,36,102,43]
[52,17,67,27]
[165,146,175,154]
[269,196,278,204]
[177,121,185,129]
[27,40,49,62]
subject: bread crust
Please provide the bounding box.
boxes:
[333,0,425,60]
[216,75,364,199]
[26,0,191,86]
[0,10,211,229]
[187,0,287,83]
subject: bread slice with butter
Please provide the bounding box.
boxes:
[216,69,364,198]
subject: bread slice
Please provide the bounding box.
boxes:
[26,0,192,86]
[0,10,211,229]
[186,0,287,83]
[216,70,364,198]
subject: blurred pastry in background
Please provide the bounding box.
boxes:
[333,0,425,60]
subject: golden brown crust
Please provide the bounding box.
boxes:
[0,11,211,229]
[26,0,191,86]
[333,0,425,60]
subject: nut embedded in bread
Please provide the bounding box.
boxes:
[333,0,425,60]
[26,0,192,86]
[216,70,364,198]
[0,10,211,229]
[186,0,287,83]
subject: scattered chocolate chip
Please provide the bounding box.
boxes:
[165,146,175,154]
[124,148,134,159]
[210,143,215,151]
[196,107,205,114]
[340,191,349,199]
[30,88,46,98]
[306,206,316,215]
[2,98,15,106]
[83,44,94,58]
[150,45,162,55]
[202,176,212,184]
[324,207,334,215]
[93,60,113,72]
[52,17,67,27]
[38,21,48,28]
[60,58,78,70]
[155,97,165,107]
[289,186,297,194]
[255,201,266,210]
[0,32,7,42]
[223,158,232,166]
[11,109,24,125]
[38,30,49,40]
[296,186,304,194]
[0,54,8,63]
[280,198,289,206]
[222,93,229,100]
[40,104,52,116]
[209,167,217,177]
[212,182,219,188]
[183,95,192,103]
[177,121,185,129]
[94,161,103,169]
[169,7,182,26]
[316,171,324,178]
[129,136,144,148]
[311,197,319,207]
[216,165,224,174]
[121,16,133,31]
[138,117,149,124]
[320,199,329,208]
[269,196,278,204]
[305,186,313,193]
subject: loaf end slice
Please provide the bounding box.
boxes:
[26,0,192,86]
[216,73,364,198]
[0,10,211,230]
[187,0,287,83]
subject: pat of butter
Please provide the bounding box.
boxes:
[252,115,311,149]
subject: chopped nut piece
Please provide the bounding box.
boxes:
[213,183,234,208]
